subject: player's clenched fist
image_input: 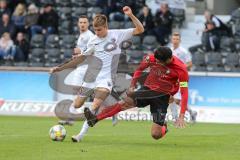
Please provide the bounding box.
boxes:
[49,66,61,74]
[123,6,133,16]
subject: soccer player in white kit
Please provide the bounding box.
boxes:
[170,32,197,122]
[54,15,119,142]
[58,15,94,125]
[50,6,144,141]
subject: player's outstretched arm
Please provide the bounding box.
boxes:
[123,6,144,35]
[49,55,86,74]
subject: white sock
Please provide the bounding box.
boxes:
[76,120,89,140]
[69,103,79,114]
[170,102,179,120]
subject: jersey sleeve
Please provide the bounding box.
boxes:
[178,68,189,114]
[131,55,151,87]
[116,28,135,42]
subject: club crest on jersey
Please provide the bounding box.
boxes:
[145,56,150,62]
[104,38,117,52]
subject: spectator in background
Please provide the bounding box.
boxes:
[189,21,221,53]
[202,20,221,51]
[15,32,29,61]
[8,0,26,13]
[138,5,154,36]
[0,0,11,17]
[0,32,16,60]
[96,0,117,18]
[153,3,173,45]
[24,4,39,37]
[0,13,16,38]
[204,10,231,36]
[31,3,58,38]
[12,3,27,33]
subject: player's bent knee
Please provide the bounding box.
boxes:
[74,97,86,108]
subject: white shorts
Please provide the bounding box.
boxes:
[78,78,113,97]
[82,78,113,91]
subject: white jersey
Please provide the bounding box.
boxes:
[76,30,94,52]
[82,28,134,87]
[171,46,191,100]
[171,46,192,64]
[67,30,94,86]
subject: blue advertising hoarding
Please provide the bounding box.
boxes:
[189,73,240,107]
[0,71,53,101]
[1,71,240,108]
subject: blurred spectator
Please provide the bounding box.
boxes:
[15,32,29,61]
[202,21,221,51]
[24,4,39,37]
[0,0,11,17]
[96,0,117,18]
[189,21,221,53]
[138,5,154,35]
[204,10,231,36]
[0,13,16,38]
[0,32,16,60]
[31,3,58,38]
[11,3,27,33]
[153,3,173,45]
[8,0,26,13]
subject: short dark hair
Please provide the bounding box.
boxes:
[154,46,172,62]
[79,15,88,19]
[172,32,181,39]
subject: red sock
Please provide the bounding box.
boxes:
[161,126,167,137]
[97,103,122,120]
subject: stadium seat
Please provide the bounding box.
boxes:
[71,7,88,21]
[58,21,72,35]
[124,21,134,29]
[60,35,76,49]
[14,62,28,67]
[131,36,142,50]
[220,37,235,52]
[30,34,44,48]
[142,35,158,50]
[28,62,44,67]
[45,49,61,63]
[58,7,72,20]
[126,49,145,64]
[170,8,185,28]
[45,34,60,49]
[226,66,240,72]
[55,0,71,7]
[63,49,73,59]
[71,0,86,7]
[109,21,122,29]
[225,54,239,66]
[192,52,205,66]
[206,52,223,66]
[192,65,207,72]
[44,62,60,67]
[29,48,45,63]
[207,65,225,72]
[86,0,98,6]
[87,7,102,19]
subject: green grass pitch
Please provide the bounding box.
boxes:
[0,116,239,160]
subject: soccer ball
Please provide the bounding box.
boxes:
[49,125,67,141]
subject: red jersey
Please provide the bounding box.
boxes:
[131,54,189,114]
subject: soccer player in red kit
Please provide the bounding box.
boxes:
[84,46,189,140]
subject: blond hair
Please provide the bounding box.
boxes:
[2,32,10,40]
[93,14,108,27]
[13,3,26,16]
